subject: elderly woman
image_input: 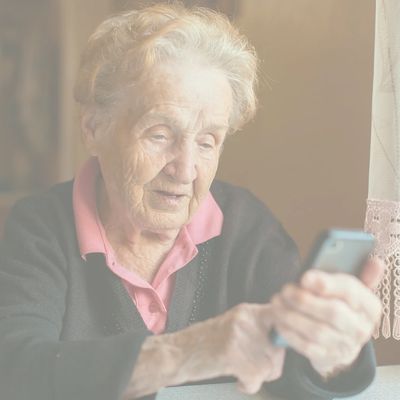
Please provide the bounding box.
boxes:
[0,3,382,400]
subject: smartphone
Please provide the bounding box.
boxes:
[269,229,375,347]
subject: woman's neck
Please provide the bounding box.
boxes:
[96,179,179,282]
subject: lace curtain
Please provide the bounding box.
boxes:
[364,0,400,339]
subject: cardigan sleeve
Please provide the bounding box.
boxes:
[0,198,151,400]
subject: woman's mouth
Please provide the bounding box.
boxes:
[151,190,189,209]
[154,190,186,199]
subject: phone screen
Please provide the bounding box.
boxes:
[304,230,375,277]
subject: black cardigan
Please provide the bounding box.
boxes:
[0,179,375,400]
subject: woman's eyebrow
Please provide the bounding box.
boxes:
[137,112,181,128]
[137,110,230,133]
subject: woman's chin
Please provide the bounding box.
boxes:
[135,209,191,233]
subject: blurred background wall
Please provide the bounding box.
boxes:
[220,0,375,258]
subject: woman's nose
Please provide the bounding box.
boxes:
[163,143,197,184]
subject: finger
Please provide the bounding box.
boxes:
[300,271,382,321]
[275,285,370,338]
[235,352,283,395]
[259,346,286,382]
[271,296,363,362]
[273,318,329,360]
[359,256,385,290]
[233,356,272,395]
[227,303,285,376]
[237,377,263,395]
[273,319,360,374]
[272,294,361,345]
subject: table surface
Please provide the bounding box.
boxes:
[156,365,400,400]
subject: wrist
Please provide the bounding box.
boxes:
[125,333,186,399]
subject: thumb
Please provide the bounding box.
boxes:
[359,256,385,290]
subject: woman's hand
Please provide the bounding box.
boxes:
[182,303,286,393]
[270,258,384,379]
[123,303,285,399]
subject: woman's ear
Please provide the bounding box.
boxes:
[81,110,99,156]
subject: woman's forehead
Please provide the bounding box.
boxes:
[121,63,233,126]
[143,63,231,102]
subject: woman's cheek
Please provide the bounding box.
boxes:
[204,154,220,180]
[194,160,219,198]
[129,151,168,184]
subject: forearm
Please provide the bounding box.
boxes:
[124,303,290,399]
[123,317,224,399]
[123,334,186,399]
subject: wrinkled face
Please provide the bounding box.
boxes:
[89,63,233,232]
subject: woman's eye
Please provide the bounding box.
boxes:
[151,133,168,141]
[148,130,170,142]
[198,133,217,151]
[199,142,214,150]
[145,124,171,142]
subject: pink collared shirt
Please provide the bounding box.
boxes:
[73,157,223,334]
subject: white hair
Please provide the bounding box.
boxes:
[74,1,259,131]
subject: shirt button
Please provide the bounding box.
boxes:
[148,302,159,314]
